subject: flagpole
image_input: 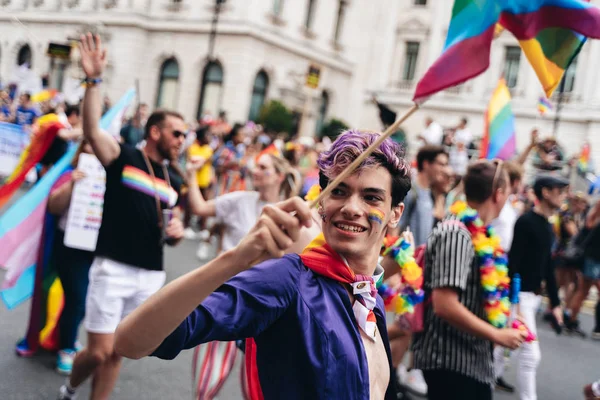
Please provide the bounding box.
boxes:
[309,104,420,208]
[552,77,567,137]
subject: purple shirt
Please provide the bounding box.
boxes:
[152,254,396,399]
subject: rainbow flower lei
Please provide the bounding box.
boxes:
[449,201,511,328]
[377,237,425,315]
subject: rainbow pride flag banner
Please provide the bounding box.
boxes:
[0,115,64,210]
[480,78,516,160]
[578,142,591,174]
[538,96,553,115]
[413,0,600,103]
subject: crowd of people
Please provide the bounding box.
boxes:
[2,33,600,400]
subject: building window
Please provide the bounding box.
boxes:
[273,0,284,16]
[414,0,427,5]
[560,56,578,93]
[156,58,180,109]
[305,0,317,30]
[316,91,329,135]
[248,70,269,122]
[49,58,67,91]
[17,44,32,67]
[197,61,224,119]
[333,0,348,43]
[503,46,521,88]
[402,42,420,81]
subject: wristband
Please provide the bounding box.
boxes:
[82,77,103,88]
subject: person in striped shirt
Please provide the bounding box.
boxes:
[412,160,527,400]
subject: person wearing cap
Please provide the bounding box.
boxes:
[508,174,569,400]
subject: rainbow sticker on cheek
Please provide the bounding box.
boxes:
[368,208,385,225]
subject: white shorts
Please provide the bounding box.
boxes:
[84,257,166,334]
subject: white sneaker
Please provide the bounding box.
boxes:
[403,369,428,396]
[196,242,211,260]
[183,228,198,240]
[397,364,408,382]
[56,350,76,375]
[57,384,77,400]
[197,230,210,241]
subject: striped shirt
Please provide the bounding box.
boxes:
[412,215,494,384]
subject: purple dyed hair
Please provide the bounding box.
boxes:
[317,129,412,206]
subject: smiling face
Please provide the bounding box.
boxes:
[321,166,403,271]
[252,154,283,191]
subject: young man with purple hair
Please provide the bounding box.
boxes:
[113,130,412,399]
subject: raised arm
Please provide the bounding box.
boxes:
[114,197,313,359]
[57,127,83,141]
[515,129,538,166]
[186,157,217,217]
[79,33,120,167]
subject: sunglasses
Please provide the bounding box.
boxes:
[172,130,187,139]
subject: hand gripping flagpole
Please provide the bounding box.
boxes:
[308,103,420,208]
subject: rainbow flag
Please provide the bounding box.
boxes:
[413,0,600,103]
[256,143,281,161]
[538,96,553,115]
[578,143,590,174]
[480,78,516,160]
[0,114,65,210]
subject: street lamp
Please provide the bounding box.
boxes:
[207,0,226,60]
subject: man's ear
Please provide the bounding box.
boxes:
[149,124,161,141]
[387,203,404,229]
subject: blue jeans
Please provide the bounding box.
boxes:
[583,258,600,281]
[54,230,94,351]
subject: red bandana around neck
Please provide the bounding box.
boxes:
[299,233,382,341]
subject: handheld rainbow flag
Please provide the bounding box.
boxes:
[413,0,600,103]
[578,142,590,174]
[538,96,553,115]
[0,115,64,210]
[256,143,281,161]
[480,78,516,160]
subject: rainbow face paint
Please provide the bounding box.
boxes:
[368,208,384,225]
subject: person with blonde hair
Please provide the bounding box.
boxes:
[183,150,302,399]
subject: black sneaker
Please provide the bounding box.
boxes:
[495,377,515,393]
[565,319,587,338]
[543,311,554,323]
[547,313,563,335]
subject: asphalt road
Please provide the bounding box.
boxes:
[1,238,599,400]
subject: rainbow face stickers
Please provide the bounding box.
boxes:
[368,208,384,225]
